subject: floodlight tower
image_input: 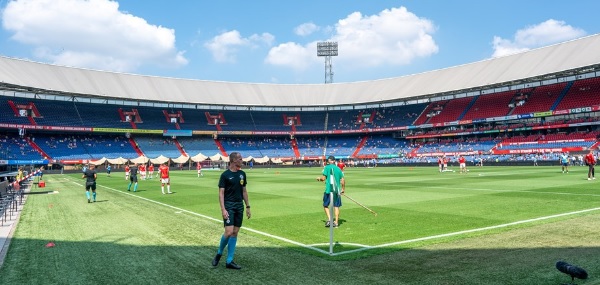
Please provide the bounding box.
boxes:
[317,42,338,84]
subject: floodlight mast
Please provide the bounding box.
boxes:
[317,42,338,84]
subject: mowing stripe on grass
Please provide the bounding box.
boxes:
[325,206,600,256]
[64,176,600,257]
[430,186,600,197]
[65,177,333,255]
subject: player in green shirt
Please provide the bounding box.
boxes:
[317,156,345,227]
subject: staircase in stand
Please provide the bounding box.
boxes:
[128,138,144,156]
[173,138,187,156]
[351,136,369,157]
[407,146,420,158]
[26,137,51,159]
[27,116,37,125]
[590,141,600,150]
[291,138,300,158]
[214,138,227,156]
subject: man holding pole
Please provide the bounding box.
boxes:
[317,155,345,228]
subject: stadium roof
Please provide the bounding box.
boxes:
[2,34,600,107]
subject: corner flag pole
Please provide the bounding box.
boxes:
[328,167,335,255]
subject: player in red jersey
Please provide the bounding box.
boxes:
[197,162,203,177]
[337,160,346,173]
[458,155,467,173]
[124,164,130,181]
[437,156,443,173]
[442,156,448,172]
[159,162,171,194]
[585,149,596,180]
[139,164,146,180]
[148,164,155,179]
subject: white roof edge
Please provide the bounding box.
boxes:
[1,34,600,107]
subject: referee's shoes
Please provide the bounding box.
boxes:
[212,253,242,269]
[226,261,242,270]
[211,254,221,266]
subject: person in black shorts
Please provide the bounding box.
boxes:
[127,164,139,192]
[82,164,97,203]
[211,152,251,270]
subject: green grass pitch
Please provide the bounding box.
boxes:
[1,165,600,284]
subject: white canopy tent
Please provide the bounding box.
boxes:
[270,158,284,164]
[129,156,149,164]
[89,157,107,166]
[190,153,208,162]
[209,153,228,162]
[107,157,128,165]
[171,155,189,164]
[149,155,170,165]
[252,156,270,164]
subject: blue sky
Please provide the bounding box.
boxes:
[1,0,599,84]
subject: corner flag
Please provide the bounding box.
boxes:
[329,167,340,195]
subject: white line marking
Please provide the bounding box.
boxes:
[331,207,600,256]
[61,177,600,256]
[429,186,600,197]
[64,177,331,255]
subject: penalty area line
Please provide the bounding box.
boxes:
[65,177,332,255]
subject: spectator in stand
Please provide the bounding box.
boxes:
[584,150,596,181]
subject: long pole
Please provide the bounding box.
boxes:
[328,167,335,255]
[342,193,378,216]
[329,191,334,254]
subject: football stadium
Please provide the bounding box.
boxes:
[2,22,600,285]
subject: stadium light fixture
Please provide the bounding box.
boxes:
[317,42,338,84]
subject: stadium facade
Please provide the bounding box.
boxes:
[1,34,600,167]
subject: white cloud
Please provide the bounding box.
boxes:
[265,42,314,70]
[1,0,187,72]
[294,22,319,36]
[265,6,438,70]
[492,19,586,58]
[205,30,274,63]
